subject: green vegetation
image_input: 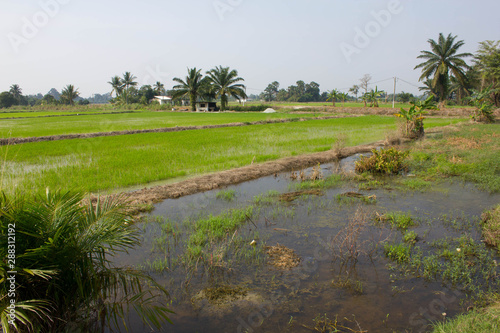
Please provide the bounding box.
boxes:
[394,95,437,138]
[2,116,464,194]
[384,243,412,263]
[355,148,410,174]
[482,205,500,251]
[408,123,500,192]
[431,305,500,333]
[0,111,324,138]
[216,189,236,202]
[0,190,171,332]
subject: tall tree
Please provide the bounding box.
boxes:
[122,72,138,104]
[108,76,123,98]
[9,84,22,104]
[414,33,472,107]
[473,40,500,106]
[366,87,384,107]
[205,66,247,111]
[60,85,80,106]
[263,81,280,101]
[326,89,340,107]
[349,85,359,102]
[154,81,165,96]
[359,74,372,95]
[172,68,205,111]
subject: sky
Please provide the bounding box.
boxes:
[0,0,499,98]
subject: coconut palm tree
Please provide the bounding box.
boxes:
[154,81,165,96]
[121,72,138,104]
[172,68,206,111]
[108,76,123,98]
[60,84,80,106]
[339,92,349,107]
[414,33,472,107]
[0,190,172,332]
[9,84,22,104]
[326,89,340,107]
[205,66,247,111]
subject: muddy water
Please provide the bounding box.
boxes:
[111,158,500,333]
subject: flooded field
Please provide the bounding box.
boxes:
[113,157,500,333]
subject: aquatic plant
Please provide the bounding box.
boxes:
[355,148,409,175]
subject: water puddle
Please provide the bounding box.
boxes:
[111,156,500,332]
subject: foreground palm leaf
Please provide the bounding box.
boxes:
[0,190,172,332]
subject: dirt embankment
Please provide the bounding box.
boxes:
[92,140,387,215]
[0,115,357,146]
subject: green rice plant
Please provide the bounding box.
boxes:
[355,148,409,175]
[253,190,280,205]
[216,189,236,202]
[0,190,172,332]
[397,177,431,191]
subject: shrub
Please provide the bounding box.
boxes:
[355,148,409,174]
[228,104,274,112]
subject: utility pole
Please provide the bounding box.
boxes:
[392,77,397,108]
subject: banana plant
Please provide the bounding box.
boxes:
[395,95,437,138]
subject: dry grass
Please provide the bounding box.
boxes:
[265,243,301,269]
[482,206,500,251]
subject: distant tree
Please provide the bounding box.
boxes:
[154,81,165,96]
[326,89,341,107]
[60,85,80,106]
[349,85,360,101]
[47,88,61,100]
[473,40,500,106]
[263,81,280,101]
[398,91,414,103]
[339,92,349,107]
[138,85,155,104]
[122,72,138,104]
[9,84,22,104]
[42,94,58,105]
[366,87,384,107]
[359,74,372,95]
[415,33,472,107]
[305,82,321,102]
[206,66,247,111]
[108,76,123,98]
[276,89,288,102]
[172,67,206,111]
[0,92,16,108]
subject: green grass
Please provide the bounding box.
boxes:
[238,101,474,109]
[216,189,237,202]
[0,116,464,194]
[384,211,415,231]
[431,306,500,333]
[0,110,113,119]
[408,123,500,192]
[0,111,323,138]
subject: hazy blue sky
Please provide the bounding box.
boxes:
[1,0,499,97]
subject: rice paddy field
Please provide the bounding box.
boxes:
[0,110,325,138]
[0,111,465,194]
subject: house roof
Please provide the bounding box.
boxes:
[154,96,172,100]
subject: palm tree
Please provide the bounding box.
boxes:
[419,78,439,99]
[9,84,22,104]
[108,76,123,98]
[60,84,80,106]
[172,68,206,111]
[0,190,172,332]
[339,92,349,107]
[154,81,165,96]
[122,72,138,104]
[326,89,340,107]
[366,87,384,107]
[414,33,472,107]
[349,85,359,102]
[205,66,247,111]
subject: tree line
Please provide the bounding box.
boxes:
[1,35,498,109]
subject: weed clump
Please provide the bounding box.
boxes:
[482,205,500,251]
[355,148,409,175]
